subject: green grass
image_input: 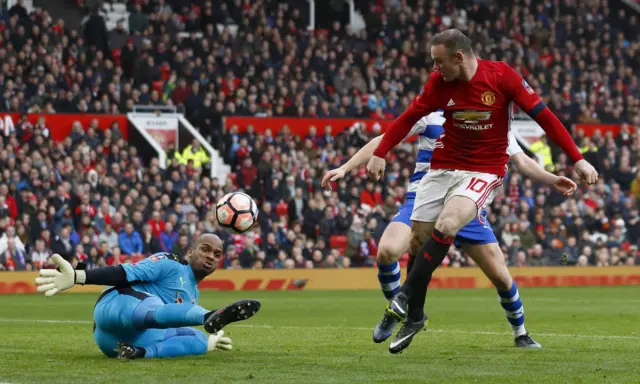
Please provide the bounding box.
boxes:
[0,287,639,384]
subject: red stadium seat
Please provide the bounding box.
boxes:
[330,235,348,250]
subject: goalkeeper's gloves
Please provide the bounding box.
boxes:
[207,330,233,352]
[34,254,87,297]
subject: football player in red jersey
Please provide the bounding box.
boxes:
[366,29,598,354]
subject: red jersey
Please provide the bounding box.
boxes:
[374,59,582,177]
[416,60,541,176]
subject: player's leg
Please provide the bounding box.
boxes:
[95,288,260,334]
[407,221,435,274]
[372,207,412,343]
[93,326,121,358]
[93,290,149,358]
[134,295,261,333]
[131,294,211,329]
[386,198,472,354]
[402,172,504,317]
[115,327,211,359]
[461,241,541,348]
[399,195,476,321]
[392,171,445,315]
[377,218,412,300]
[388,171,502,353]
[383,220,435,350]
[378,171,445,352]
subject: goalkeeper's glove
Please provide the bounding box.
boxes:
[34,254,87,297]
[207,330,233,352]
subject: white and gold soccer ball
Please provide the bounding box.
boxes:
[215,192,259,234]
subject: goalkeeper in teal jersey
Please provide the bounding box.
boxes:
[34,234,261,359]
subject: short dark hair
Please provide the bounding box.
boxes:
[431,29,473,56]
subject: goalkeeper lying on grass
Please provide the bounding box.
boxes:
[34,233,261,359]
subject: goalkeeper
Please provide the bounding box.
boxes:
[34,234,261,360]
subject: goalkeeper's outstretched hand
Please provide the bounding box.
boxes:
[35,254,82,297]
[208,330,233,352]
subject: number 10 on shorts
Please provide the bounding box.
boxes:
[466,177,488,193]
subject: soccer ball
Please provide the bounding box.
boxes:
[215,192,258,233]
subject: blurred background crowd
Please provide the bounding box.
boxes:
[0,0,639,271]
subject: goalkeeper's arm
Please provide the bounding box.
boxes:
[35,254,129,297]
[75,265,128,286]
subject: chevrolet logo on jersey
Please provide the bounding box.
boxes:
[452,110,493,130]
[452,110,492,123]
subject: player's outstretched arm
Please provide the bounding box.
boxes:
[322,135,383,190]
[35,254,129,297]
[511,152,576,196]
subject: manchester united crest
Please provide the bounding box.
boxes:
[481,91,496,106]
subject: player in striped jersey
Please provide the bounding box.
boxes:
[322,112,577,350]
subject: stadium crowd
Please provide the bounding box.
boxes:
[0,0,639,271]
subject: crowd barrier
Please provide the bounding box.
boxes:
[0,113,129,140]
[0,113,622,142]
[1,267,639,294]
[225,116,622,138]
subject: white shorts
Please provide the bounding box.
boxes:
[410,169,504,223]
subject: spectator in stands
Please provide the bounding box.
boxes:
[118,222,143,256]
[83,7,110,58]
[0,226,26,257]
[176,140,210,169]
[9,0,27,20]
[239,235,259,269]
[141,223,161,255]
[30,239,51,270]
[0,238,27,271]
[98,223,118,250]
[50,223,75,262]
[147,211,165,238]
[128,3,149,34]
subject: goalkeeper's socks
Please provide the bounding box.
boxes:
[377,261,401,300]
[137,303,209,329]
[497,281,527,337]
[401,229,452,321]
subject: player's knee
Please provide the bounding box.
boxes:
[485,267,512,291]
[93,329,118,358]
[377,243,402,264]
[492,274,512,292]
[435,214,463,237]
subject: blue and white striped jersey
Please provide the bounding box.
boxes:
[404,111,523,198]
[405,111,445,197]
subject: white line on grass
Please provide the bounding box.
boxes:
[0,318,638,341]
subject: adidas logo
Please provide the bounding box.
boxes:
[447,99,455,107]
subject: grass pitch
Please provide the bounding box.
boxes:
[0,286,639,384]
